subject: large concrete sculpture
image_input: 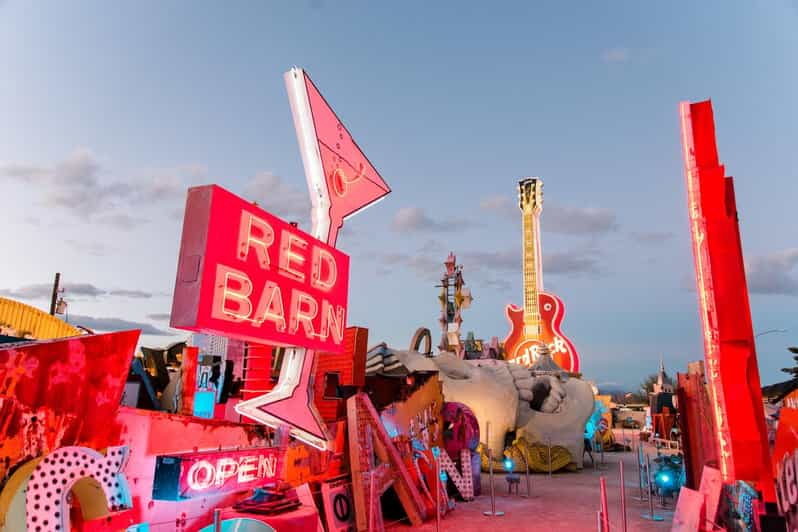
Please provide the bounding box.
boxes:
[375,336,594,469]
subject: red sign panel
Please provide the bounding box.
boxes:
[154,447,282,500]
[171,185,350,353]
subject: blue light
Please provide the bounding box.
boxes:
[655,471,674,488]
[503,458,514,472]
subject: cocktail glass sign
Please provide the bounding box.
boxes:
[171,67,390,451]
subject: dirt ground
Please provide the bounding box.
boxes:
[392,431,675,531]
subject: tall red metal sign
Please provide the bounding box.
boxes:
[679,100,774,500]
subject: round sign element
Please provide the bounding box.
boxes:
[333,492,351,523]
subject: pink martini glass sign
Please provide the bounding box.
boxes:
[285,67,391,247]
[171,68,391,452]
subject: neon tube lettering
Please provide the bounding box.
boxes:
[211,264,253,322]
[237,211,275,269]
[279,230,308,282]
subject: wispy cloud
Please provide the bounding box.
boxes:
[601,47,631,64]
[390,207,474,233]
[543,247,603,277]
[630,231,674,245]
[0,282,159,300]
[69,314,172,336]
[747,248,798,296]
[243,171,310,222]
[479,194,617,236]
[544,204,618,236]
[0,149,205,229]
[479,195,514,216]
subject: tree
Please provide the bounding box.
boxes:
[779,346,798,378]
[624,372,673,403]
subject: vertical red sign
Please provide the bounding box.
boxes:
[680,100,774,500]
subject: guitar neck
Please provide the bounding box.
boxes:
[522,210,542,327]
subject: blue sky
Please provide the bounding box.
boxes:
[1,1,796,389]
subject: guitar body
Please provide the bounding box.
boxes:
[503,292,579,373]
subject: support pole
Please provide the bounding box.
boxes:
[640,454,664,522]
[482,422,504,517]
[600,476,610,531]
[49,272,61,315]
[547,437,553,479]
[619,460,627,532]
[213,509,221,532]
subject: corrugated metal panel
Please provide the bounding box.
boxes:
[0,297,81,339]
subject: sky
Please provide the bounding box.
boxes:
[1,1,796,390]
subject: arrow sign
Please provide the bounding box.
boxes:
[236,68,392,452]
[285,67,391,246]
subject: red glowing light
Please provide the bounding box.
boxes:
[679,100,774,500]
[170,185,350,353]
[153,447,282,500]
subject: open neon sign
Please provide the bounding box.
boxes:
[153,447,281,500]
[171,185,350,353]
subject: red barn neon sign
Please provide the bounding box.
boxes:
[171,184,350,353]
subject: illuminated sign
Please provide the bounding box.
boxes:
[285,67,390,246]
[680,100,774,500]
[171,184,350,353]
[152,447,281,500]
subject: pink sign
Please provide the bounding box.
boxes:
[171,185,350,353]
[285,68,391,246]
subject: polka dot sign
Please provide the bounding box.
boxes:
[25,445,132,531]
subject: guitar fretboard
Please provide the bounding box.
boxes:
[522,210,542,330]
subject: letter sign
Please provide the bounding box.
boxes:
[170,184,350,353]
[152,447,282,500]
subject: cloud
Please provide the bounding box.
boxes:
[478,195,617,236]
[630,231,674,245]
[482,278,513,292]
[544,204,618,235]
[69,314,172,336]
[0,282,156,300]
[479,195,514,216]
[391,207,445,232]
[543,248,602,277]
[66,239,110,256]
[391,207,475,233]
[243,171,310,221]
[461,249,521,272]
[601,47,631,64]
[108,289,153,299]
[0,149,208,229]
[746,248,798,296]
[0,283,105,299]
[147,313,171,321]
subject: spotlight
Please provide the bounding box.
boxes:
[503,457,514,472]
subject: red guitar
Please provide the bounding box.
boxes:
[503,178,580,372]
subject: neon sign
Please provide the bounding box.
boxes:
[152,447,281,500]
[284,67,391,247]
[171,184,350,353]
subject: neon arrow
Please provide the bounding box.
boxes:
[235,347,329,451]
